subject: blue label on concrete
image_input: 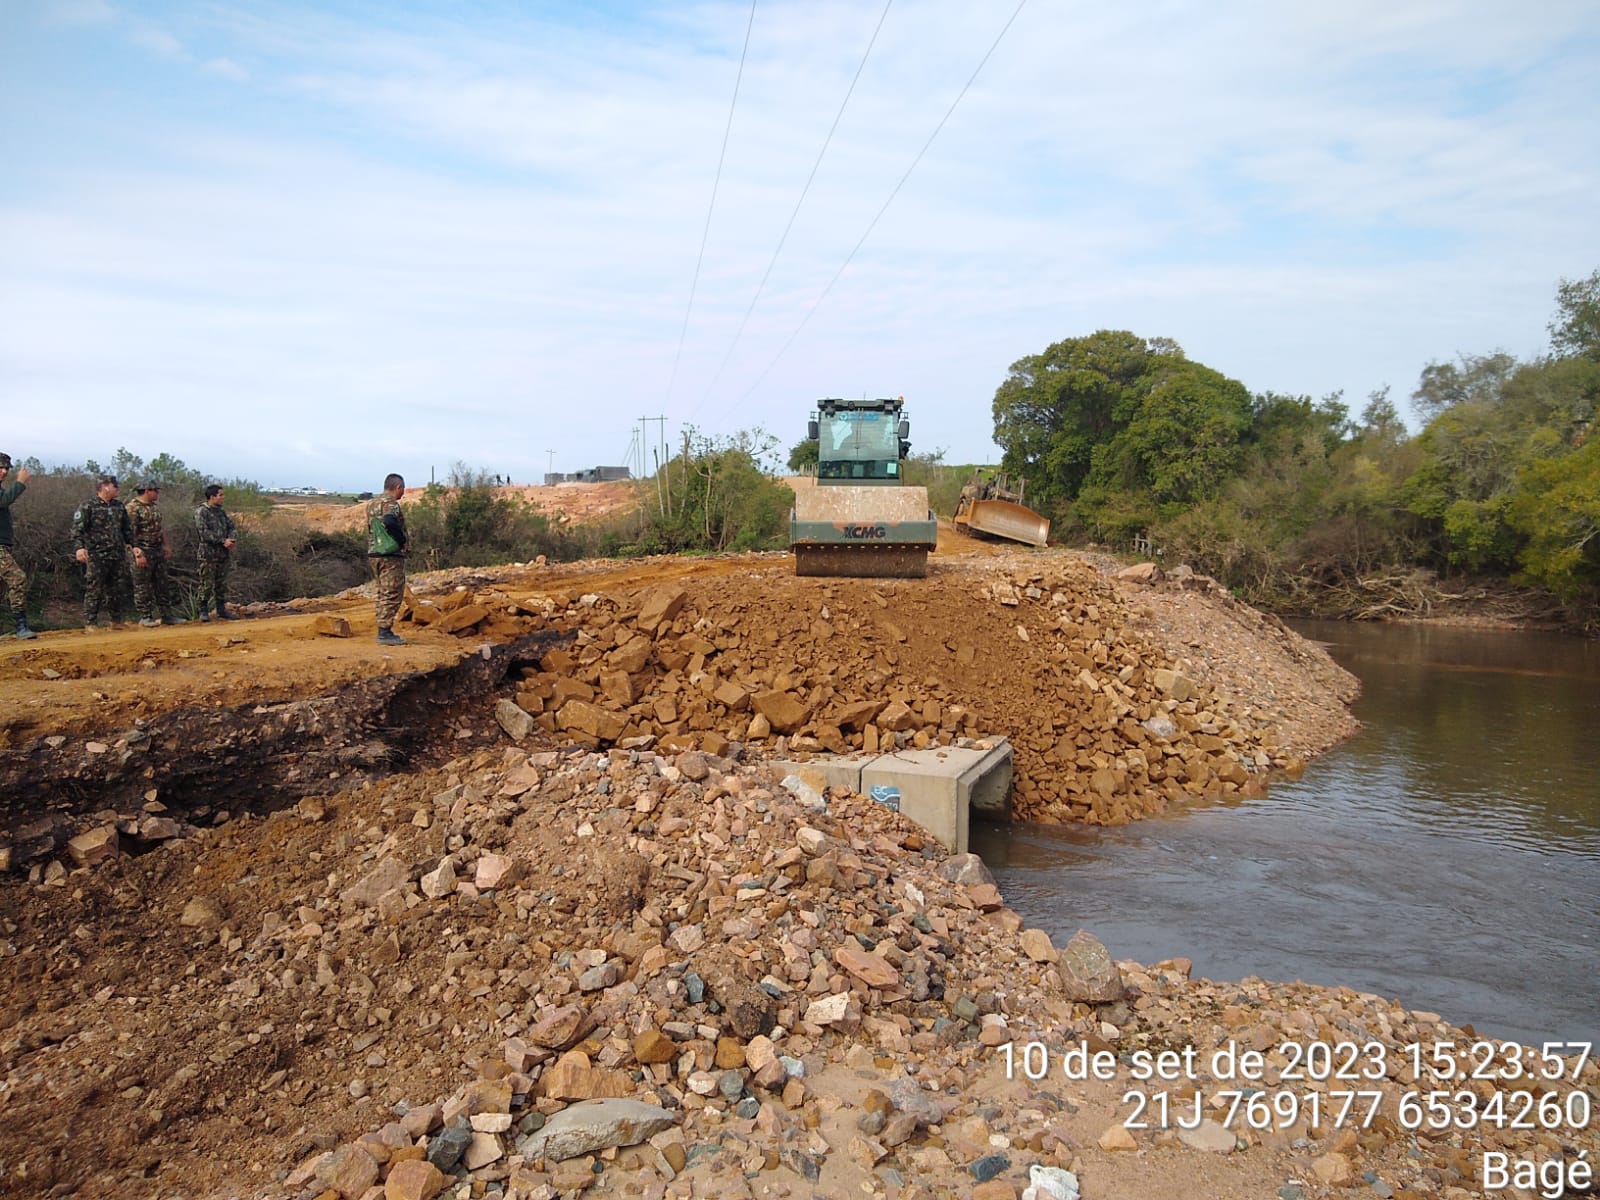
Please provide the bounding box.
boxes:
[870,784,901,811]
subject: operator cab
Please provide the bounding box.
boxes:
[810,397,912,487]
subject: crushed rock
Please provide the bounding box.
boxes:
[2,741,1592,1199]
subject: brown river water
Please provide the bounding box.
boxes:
[973,620,1600,1047]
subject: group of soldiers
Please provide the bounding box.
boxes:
[1,453,412,645]
[71,476,239,628]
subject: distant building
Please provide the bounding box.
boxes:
[542,466,632,486]
[272,486,331,496]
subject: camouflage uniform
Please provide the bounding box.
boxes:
[195,501,237,616]
[0,476,28,621]
[127,495,179,621]
[73,496,134,624]
[366,494,408,630]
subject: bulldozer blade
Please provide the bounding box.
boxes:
[793,546,929,578]
[960,499,1051,547]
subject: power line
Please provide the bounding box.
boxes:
[736,0,1029,406]
[663,0,758,410]
[692,0,896,413]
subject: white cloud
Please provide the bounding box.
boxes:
[203,56,248,81]
[129,24,183,57]
[42,0,115,26]
[1,0,1597,486]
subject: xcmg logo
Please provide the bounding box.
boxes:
[842,524,888,539]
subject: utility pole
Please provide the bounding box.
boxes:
[546,449,555,483]
[638,415,669,508]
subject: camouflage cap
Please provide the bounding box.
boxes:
[0,452,11,469]
[98,474,118,487]
[139,481,160,493]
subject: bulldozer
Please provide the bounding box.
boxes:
[788,396,938,577]
[952,469,1050,547]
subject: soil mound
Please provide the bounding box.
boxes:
[447,555,1306,824]
[290,482,640,534]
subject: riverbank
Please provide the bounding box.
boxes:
[1261,567,1589,637]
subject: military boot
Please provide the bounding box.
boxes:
[376,627,406,645]
[12,613,36,640]
[215,605,238,621]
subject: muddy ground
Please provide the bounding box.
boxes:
[5,538,1586,1200]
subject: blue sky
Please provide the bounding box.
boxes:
[2,0,1597,490]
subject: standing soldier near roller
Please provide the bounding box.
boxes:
[73,475,134,629]
[367,473,409,645]
[127,483,185,626]
[195,484,238,621]
[0,452,37,639]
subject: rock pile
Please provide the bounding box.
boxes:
[4,741,1592,1200]
[413,557,1294,824]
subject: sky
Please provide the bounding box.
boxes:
[2,0,1598,492]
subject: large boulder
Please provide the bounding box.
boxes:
[635,586,688,634]
[751,690,808,734]
[517,1098,677,1162]
[1057,930,1125,1003]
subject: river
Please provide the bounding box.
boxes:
[972,620,1600,1047]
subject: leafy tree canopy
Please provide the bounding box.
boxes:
[1550,269,1600,362]
[991,330,1253,539]
[1507,438,1600,598]
[787,438,818,472]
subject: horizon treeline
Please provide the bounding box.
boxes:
[8,270,1596,629]
[989,269,1600,626]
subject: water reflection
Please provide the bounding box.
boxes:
[974,621,1600,1046]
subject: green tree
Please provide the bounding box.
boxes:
[1356,387,1405,445]
[787,437,819,472]
[992,329,1155,507]
[144,452,207,491]
[1550,269,1600,362]
[1507,437,1600,600]
[406,463,561,569]
[992,331,1253,541]
[1411,352,1517,422]
[1247,390,1352,455]
[633,429,792,555]
[1402,336,1600,572]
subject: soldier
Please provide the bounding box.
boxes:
[127,482,185,626]
[73,475,134,629]
[195,484,238,621]
[0,452,37,639]
[367,472,409,645]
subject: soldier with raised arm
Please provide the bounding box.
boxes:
[0,452,37,639]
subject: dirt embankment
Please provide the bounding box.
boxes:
[282,482,641,535]
[0,545,1357,836]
